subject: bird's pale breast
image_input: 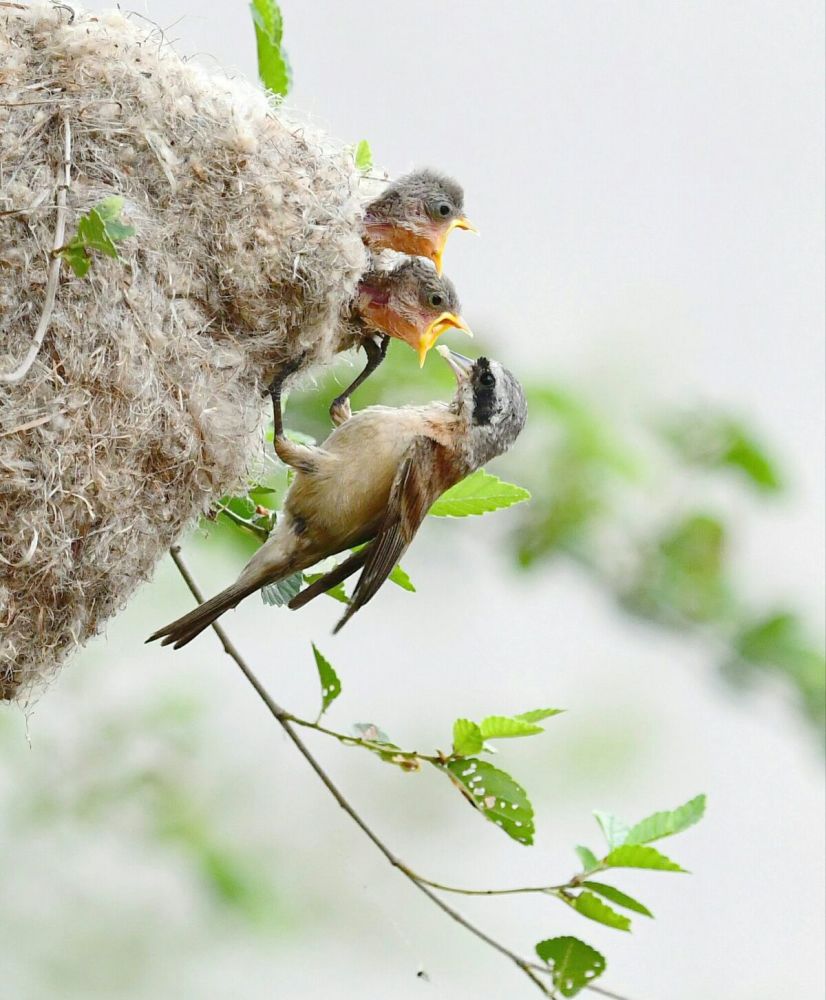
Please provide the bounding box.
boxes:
[285,406,428,553]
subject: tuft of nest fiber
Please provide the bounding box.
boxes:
[0,3,370,700]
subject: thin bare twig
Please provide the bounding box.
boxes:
[168,546,552,996]
[1,116,71,385]
[167,545,632,1000]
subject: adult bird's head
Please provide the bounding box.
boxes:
[438,346,528,468]
[356,259,472,366]
[363,169,476,274]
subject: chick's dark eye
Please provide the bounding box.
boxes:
[429,292,444,308]
[437,202,451,217]
[479,371,495,388]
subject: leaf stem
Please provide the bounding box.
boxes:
[283,713,445,764]
[214,503,269,540]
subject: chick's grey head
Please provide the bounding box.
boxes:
[393,258,462,316]
[439,348,528,469]
[356,259,471,364]
[363,170,475,273]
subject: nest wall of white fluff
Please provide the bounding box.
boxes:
[0,4,369,699]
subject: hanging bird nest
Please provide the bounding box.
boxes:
[0,3,369,700]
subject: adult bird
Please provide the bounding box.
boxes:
[148,347,527,647]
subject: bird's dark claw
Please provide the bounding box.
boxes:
[329,396,352,427]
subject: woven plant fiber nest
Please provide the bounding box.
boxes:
[0,3,370,699]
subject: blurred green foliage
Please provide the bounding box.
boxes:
[4,691,284,926]
[274,342,824,736]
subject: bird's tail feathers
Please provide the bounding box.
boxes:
[147,579,260,650]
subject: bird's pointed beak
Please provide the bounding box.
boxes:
[418,312,473,367]
[431,217,479,275]
[436,345,474,384]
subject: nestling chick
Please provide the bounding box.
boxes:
[279,258,472,426]
[363,169,476,275]
[148,348,527,647]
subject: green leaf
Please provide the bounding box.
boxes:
[60,198,134,277]
[593,811,629,849]
[572,891,631,932]
[97,197,135,243]
[388,563,415,592]
[61,245,90,277]
[575,846,600,872]
[77,207,118,257]
[93,196,124,221]
[103,217,135,243]
[515,708,564,723]
[603,844,686,873]
[250,0,292,96]
[446,759,534,845]
[312,643,341,715]
[478,715,544,739]
[261,571,302,606]
[452,719,483,756]
[662,411,782,492]
[302,572,349,605]
[535,936,606,997]
[354,139,373,172]
[428,469,531,518]
[728,613,825,726]
[580,882,653,917]
[723,426,782,491]
[625,794,706,845]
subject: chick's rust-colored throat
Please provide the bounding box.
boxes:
[363,221,440,263]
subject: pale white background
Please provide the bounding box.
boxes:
[1,2,824,998]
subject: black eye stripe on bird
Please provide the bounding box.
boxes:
[147,348,526,648]
[470,356,497,423]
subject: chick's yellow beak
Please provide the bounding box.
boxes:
[431,217,479,275]
[417,312,473,367]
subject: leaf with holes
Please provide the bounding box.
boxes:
[575,845,600,871]
[515,708,564,723]
[593,810,630,849]
[478,715,545,740]
[428,469,531,517]
[603,844,686,872]
[250,0,292,96]
[535,936,606,997]
[452,719,483,756]
[624,794,706,845]
[580,882,653,917]
[312,644,341,715]
[261,572,303,606]
[354,139,373,172]
[446,759,534,845]
[572,891,631,932]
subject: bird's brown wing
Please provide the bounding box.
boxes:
[288,547,369,611]
[333,435,458,633]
